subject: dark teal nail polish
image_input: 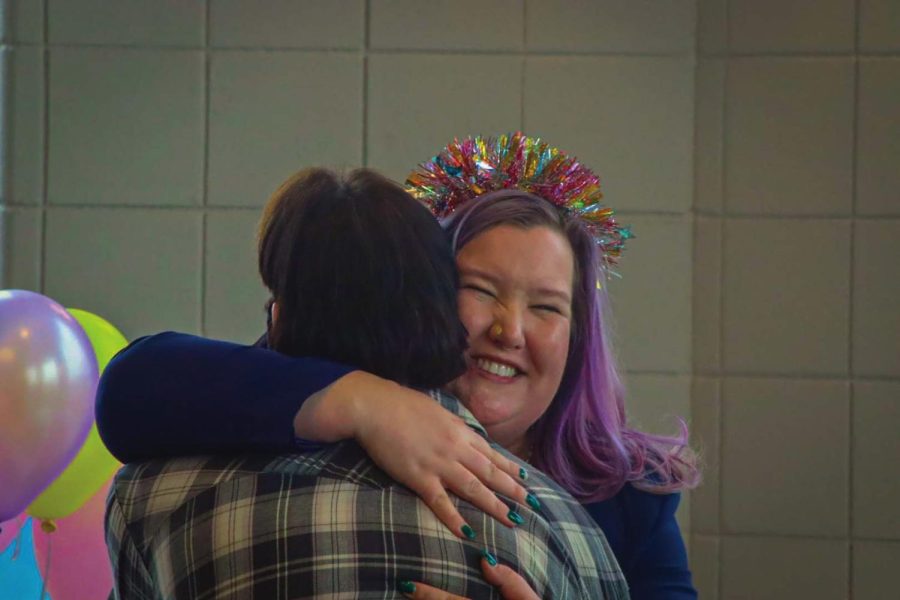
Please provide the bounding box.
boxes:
[481,549,498,567]
[461,523,477,540]
[398,580,416,594]
[526,493,541,511]
[519,467,528,481]
[508,510,524,525]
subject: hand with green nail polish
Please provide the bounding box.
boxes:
[402,557,541,599]
[335,376,534,538]
[481,548,498,566]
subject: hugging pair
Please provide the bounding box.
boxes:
[99,134,698,599]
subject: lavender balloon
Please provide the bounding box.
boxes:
[0,290,98,521]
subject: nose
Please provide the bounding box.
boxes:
[489,306,525,350]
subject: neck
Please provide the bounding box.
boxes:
[504,435,532,463]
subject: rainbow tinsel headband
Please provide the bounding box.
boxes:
[405,132,633,262]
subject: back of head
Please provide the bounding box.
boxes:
[258,168,468,388]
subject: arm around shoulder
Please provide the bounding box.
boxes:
[95,331,354,462]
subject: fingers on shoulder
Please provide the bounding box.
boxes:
[419,480,470,539]
[464,446,528,506]
[472,437,527,482]
[483,561,542,599]
[404,580,467,600]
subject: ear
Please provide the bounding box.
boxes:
[271,301,279,325]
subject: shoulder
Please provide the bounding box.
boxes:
[585,484,695,598]
[112,442,407,526]
[619,481,681,520]
[110,331,224,361]
[584,483,683,565]
[111,452,437,598]
[586,482,680,530]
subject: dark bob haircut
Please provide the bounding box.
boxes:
[258,167,468,388]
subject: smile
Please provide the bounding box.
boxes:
[476,358,519,378]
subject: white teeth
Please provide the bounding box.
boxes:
[476,358,517,377]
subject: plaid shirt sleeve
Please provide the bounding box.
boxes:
[106,489,156,600]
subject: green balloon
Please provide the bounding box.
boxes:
[27,309,127,521]
[67,308,128,372]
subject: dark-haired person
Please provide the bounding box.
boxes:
[99,135,699,598]
[104,167,628,599]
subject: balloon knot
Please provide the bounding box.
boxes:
[40,520,57,533]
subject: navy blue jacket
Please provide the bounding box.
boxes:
[96,332,696,599]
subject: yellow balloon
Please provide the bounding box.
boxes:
[66,309,129,373]
[27,309,127,521]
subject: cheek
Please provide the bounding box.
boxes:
[457,295,491,340]
[534,321,571,374]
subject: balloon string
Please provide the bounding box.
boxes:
[39,530,52,600]
[12,521,25,560]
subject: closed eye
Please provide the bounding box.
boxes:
[464,284,495,298]
[533,304,564,315]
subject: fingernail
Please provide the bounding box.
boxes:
[518,467,528,481]
[508,510,524,525]
[398,580,416,594]
[461,523,477,540]
[481,549,498,567]
[526,493,541,511]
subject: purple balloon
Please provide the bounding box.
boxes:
[0,290,98,521]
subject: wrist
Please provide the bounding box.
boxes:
[294,370,394,443]
[326,370,372,440]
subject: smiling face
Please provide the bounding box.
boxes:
[448,224,575,457]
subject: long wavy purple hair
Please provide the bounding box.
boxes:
[443,190,700,502]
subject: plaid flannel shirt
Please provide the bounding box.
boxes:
[106,390,628,599]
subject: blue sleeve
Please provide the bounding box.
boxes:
[586,486,696,599]
[627,491,696,600]
[95,332,355,463]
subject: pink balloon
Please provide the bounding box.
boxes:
[33,478,114,600]
[0,290,98,521]
[0,514,27,552]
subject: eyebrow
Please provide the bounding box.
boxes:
[459,266,572,304]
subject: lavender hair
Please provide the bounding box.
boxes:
[443,190,700,502]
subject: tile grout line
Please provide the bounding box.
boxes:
[361,0,370,167]
[717,2,730,596]
[688,0,703,570]
[847,1,862,595]
[38,0,48,293]
[1,33,11,286]
[693,211,899,220]
[14,38,900,59]
[693,371,862,382]
[520,0,527,130]
[9,200,900,220]
[7,39,897,61]
[199,0,211,336]
[687,32,698,563]
[715,532,900,543]
[8,41,701,58]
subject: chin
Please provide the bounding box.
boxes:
[465,392,514,425]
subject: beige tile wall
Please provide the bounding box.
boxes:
[0,0,698,378]
[693,1,900,598]
[2,1,898,598]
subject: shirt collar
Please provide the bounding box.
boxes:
[426,388,489,439]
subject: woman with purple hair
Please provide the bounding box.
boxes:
[97,134,699,598]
